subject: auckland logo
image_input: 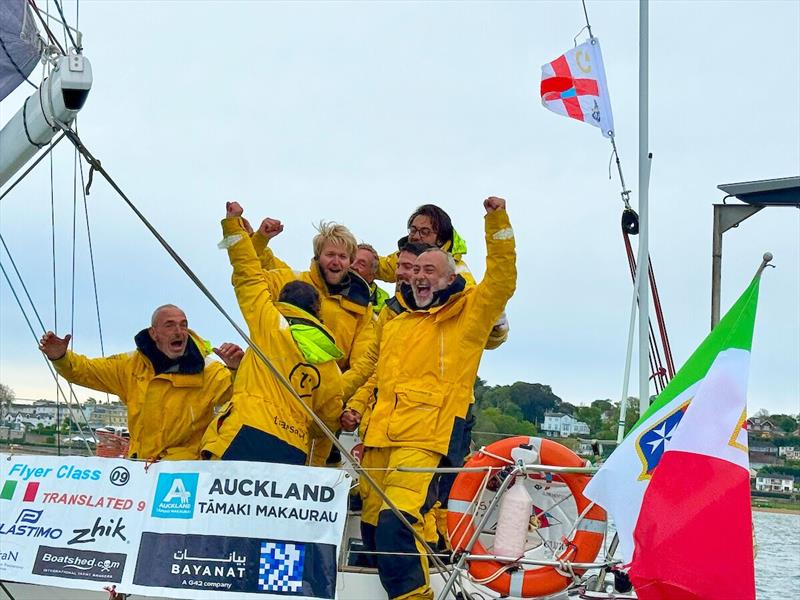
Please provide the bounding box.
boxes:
[152,473,199,519]
[635,400,691,481]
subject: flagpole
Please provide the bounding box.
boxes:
[754,252,774,279]
[637,0,652,412]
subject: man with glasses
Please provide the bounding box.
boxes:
[375,204,475,285]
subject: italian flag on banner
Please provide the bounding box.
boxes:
[585,277,760,600]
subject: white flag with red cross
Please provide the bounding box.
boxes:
[540,38,615,138]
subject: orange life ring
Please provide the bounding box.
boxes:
[446,436,606,598]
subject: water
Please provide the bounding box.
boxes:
[754,511,800,600]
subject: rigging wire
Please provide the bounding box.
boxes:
[76,135,111,404]
[0,243,95,452]
[71,151,77,328]
[0,144,96,451]
[55,125,456,591]
[70,128,78,391]
[0,241,96,448]
[0,132,65,203]
[48,135,61,454]
[27,0,65,55]
[52,0,80,52]
[78,153,105,353]
[0,580,17,600]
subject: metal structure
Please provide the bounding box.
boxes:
[0,52,92,187]
[711,176,800,328]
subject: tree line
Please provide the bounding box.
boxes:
[472,378,642,446]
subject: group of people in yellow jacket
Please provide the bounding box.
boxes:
[38,197,516,600]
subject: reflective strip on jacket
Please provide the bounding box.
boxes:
[363,209,516,456]
[52,339,233,461]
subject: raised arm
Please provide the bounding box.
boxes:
[40,332,130,398]
[375,252,399,283]
[250,218,292,271]
[465,197,517,343]
[222,203,295,336]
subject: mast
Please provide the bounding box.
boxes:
[637,0,651,412]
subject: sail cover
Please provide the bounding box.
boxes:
[0,0,43,102]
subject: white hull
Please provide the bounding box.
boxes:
[2,570,577,600]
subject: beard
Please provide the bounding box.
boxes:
[412,274,450,308]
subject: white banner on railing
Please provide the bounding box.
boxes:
[0,454,350,599]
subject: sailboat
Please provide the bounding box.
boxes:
[2,1,793,599]
[0,5,625,596]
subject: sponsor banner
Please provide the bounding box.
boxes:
[33,546,126,583]
[0,454,349,599]
[133,532,337,598]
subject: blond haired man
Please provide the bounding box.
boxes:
[247,214,376,465]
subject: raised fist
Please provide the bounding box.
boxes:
[226,201,244,218]
[258,218,284,240]
[483,196,506,213]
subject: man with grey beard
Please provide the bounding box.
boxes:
[39,305,242,461]
[351,197,516,600]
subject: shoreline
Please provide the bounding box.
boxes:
[752,506,800,515]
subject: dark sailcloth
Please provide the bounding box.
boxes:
[0,0,43,102]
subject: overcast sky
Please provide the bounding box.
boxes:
[1,1,798,417]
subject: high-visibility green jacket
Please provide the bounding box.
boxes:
[359,210,516,457]
[53,332,233,461]
[201,218,344,459]
[369,282,390,315]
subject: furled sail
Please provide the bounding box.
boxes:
[0,0,44,102]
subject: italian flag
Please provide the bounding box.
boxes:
[585,277,759,600]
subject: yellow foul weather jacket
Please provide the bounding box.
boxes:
[250,235,376,401]
[52,332,233,461]
[201,217,344,461]
[361,209,516,457]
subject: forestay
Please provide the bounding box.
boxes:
[0,454,349,599]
